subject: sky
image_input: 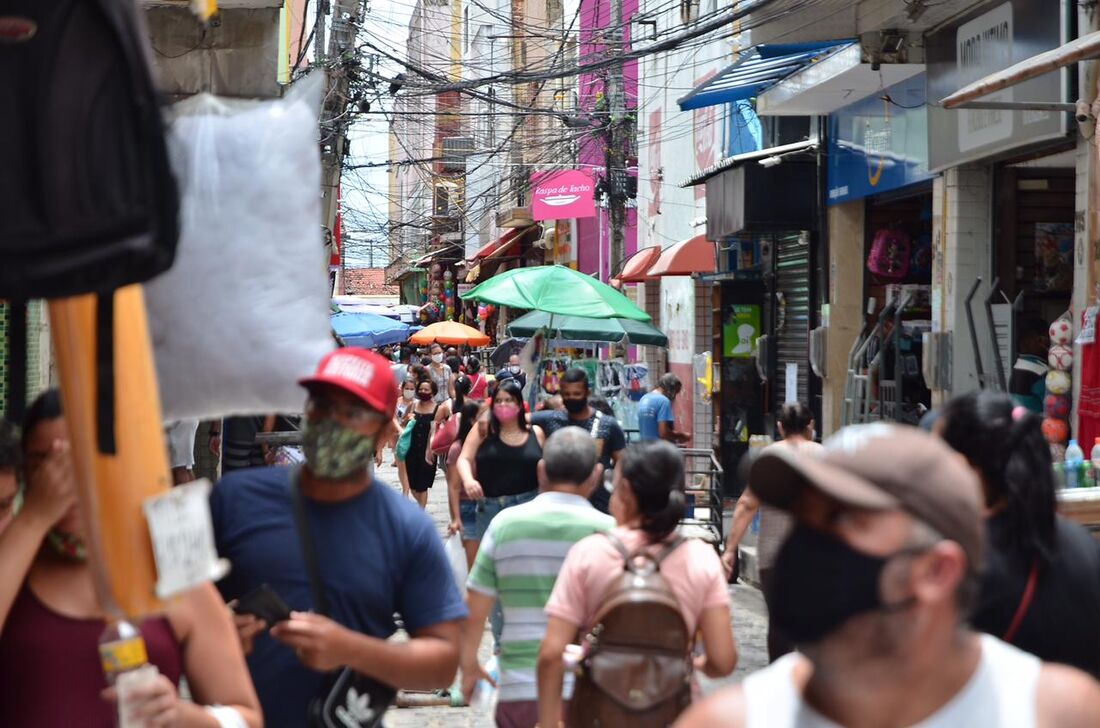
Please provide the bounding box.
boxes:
[341,0,417,268]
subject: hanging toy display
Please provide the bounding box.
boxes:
[1043,313,1074,453]
[443,268,455,320]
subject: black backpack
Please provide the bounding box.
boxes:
[0,0,179,449]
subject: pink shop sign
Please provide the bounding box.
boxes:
[530,170,595,221]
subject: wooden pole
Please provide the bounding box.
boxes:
[49,285,170,617]
[941,31,1100,108]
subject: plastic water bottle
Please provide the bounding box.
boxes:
[1065,439,1085,489]
[99,618,148,685]
[470,655,499,712]
[1091,438,1100,488]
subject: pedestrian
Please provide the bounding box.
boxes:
[677,424,1100,727]
[538,440,736,727]
[637,373,691,443]
[720,402,821,661]
[165,419,199,485]
[397,376,418,421]
[0,419,20,534]
[405,377,449,509]
[0,390,263,728]
[496,354,528,391]
[446,399,485,568]
[938,391,1100,676]
[457,379,546,545]
[465,355,490,401]
[211,349,467,728]
[446,353,466,379]
[218,416,267,473]
[462,427,614,728]
[392,346,413,386]
[531,368,627,514]
[427,342,455,403]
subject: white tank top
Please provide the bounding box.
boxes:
[744,634,1041,728]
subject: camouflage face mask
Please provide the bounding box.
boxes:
[302,418,376,480]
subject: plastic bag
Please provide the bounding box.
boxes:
[395,423,414,461]
[444,533,467,595]
[145,73,334,421]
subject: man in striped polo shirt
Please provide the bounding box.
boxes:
[461,426,614,728]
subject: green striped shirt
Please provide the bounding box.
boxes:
[467,491,614,702]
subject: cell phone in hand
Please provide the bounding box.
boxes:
[233,583,292,626]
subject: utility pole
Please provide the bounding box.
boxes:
[605,0,627,281]
[319,0,364,292]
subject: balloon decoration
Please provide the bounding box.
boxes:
[1042,314,1074,449]
[1042,417,1069,444]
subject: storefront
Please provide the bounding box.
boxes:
[688,141,820,485]
[925,0,1077,446]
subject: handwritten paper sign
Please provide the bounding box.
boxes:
[143,479,229,599]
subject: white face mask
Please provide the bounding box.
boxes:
[432,354,444,364]
[402,390,415,401]
[510,365,521,374]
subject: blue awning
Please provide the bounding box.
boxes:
[677,41,854,112]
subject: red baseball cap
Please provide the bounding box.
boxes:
[298,348,398,418]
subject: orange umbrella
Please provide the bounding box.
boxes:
[409,320,490,347]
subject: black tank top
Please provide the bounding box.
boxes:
[475,430,542,497]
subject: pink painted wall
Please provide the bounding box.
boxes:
[576,0,638,281]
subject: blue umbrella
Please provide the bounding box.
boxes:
[331,312,410,349]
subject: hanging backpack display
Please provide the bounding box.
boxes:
[867,228,911,281]
[570,534,693,728]
[0,0,179,449]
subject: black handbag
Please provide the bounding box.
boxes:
[290,470,396,728]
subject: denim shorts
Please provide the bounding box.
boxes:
[459,500,479,541]
[473,490,538,539]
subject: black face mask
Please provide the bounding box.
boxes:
[770,523,916,645]
[563,397,587,415]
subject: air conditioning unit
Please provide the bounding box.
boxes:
[442,136,475,171]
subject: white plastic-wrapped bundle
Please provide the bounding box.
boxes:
[146,74,333,420]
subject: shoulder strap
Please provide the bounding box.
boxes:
[589,411,603,438]
[289,467,330,616]
[602,531,633,565]
[602,531,685,572]
[1002,559,1040,644]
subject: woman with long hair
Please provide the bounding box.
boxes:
[405,377,451,508]
[446,399,485,569]
[938,391,1100,676]
[537,440,736,725]
[0,391,262,727]
[456,379,546,546]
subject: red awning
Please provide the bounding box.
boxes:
[648,234,716,277]
[470,226,529,261]
[618,246,662,283]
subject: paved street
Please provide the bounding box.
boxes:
[375,454,769,727]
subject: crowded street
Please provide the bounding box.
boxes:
[6,0,1100,727]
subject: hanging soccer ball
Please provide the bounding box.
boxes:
[1042,417,1069,444]
[1049,318,1073,345]
[1042,373,1069,395]
[1048,345,1074,371]
[1044,394,1071,420]
[1046,370,1071,395]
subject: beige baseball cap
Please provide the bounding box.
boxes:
[750,424,984,571]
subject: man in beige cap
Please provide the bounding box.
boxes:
[678,424,1100,728]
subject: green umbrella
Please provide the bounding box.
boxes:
[462,265,651,321]
[507,310,668,347]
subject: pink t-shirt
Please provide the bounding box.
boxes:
[544,527,729,635]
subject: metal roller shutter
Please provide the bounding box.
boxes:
[773,232,811,410]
